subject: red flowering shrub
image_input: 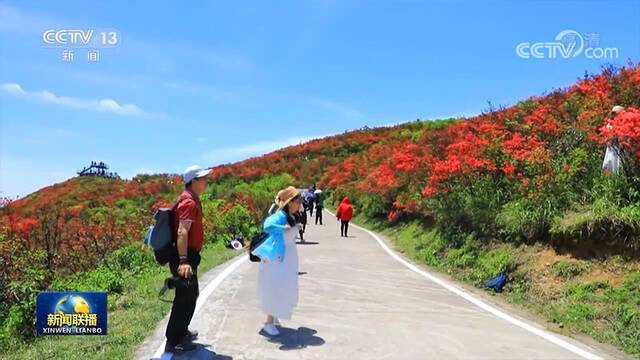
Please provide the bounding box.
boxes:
[523,104,563,137]
[318,63,640,243]
[599,107,640,176]
[2,64,640,339]
[600,107,640,158]
[571,72,611,106]
[502,133,549,163]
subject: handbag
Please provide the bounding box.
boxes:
[250,209,288,263]
[248,232,268,262]
[251,232,285,263]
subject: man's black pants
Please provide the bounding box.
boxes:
[165,250,200,347]
[341,220,350,237]
[315,208,323,225]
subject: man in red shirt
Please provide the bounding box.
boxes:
[164,165,210,354]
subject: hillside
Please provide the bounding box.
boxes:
[1,63,639,357]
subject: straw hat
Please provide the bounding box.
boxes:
[275,186,300,210]
[611,105,625,114]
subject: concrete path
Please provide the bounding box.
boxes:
[136,210,619,360]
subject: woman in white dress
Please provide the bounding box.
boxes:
[602,105,625,174]
[257,186,301,336]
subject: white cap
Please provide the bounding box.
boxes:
[182,165,212,184]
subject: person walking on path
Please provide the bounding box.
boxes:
[304,189,315,217]
[297,201,308,243]
[308,185,317,217]
[314,189,324,225]
[257,186,301,337]
[164,166,211,354]
[335,196,354,237]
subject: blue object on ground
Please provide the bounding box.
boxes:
[485,272,507,293]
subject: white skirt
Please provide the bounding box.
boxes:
[602,145,622,174]
[257,225,299,319]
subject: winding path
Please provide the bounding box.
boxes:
[135,210,619,360]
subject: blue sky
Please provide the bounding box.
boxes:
[0,0,638,198]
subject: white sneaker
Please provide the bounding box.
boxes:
[262,323,280,336]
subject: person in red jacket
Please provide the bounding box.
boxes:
[335,197,354,237]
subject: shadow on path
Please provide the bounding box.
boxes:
[160,343,233,360]
[264,326,325,351]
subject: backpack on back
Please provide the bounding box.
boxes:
[144,195,191,265]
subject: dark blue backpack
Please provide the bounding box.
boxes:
[485,272,507,293]
[144,195,191,265]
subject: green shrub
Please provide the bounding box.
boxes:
[497,198,554,242]
[51,265,123,293]
[551,259,590,279]
[0,301,34,351]
[0,250,48,352]
[566,303,596,321]
[429,175,507,240]
[414,229,448,268]
[357,193,389,219]
[551,198,640,251]
[445,234,479,271]
[611,304,640,354]
[0,245,155,353]
[203,202,256,244]
[106,244,155,276]
[563,280,610,302]
[477,247,515,281]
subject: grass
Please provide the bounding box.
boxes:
[551,259,590,279]
[2,242,238,360]
[541,274,640,355]
[343,209,640,358]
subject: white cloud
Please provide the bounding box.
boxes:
[0,82,154,117]
[202,135,326,165]
[2,83,26,96]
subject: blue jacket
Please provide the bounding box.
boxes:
[252,210,287,262]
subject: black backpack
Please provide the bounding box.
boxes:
[144,194,192,265]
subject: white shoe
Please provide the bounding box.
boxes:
[262,323,280,336]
